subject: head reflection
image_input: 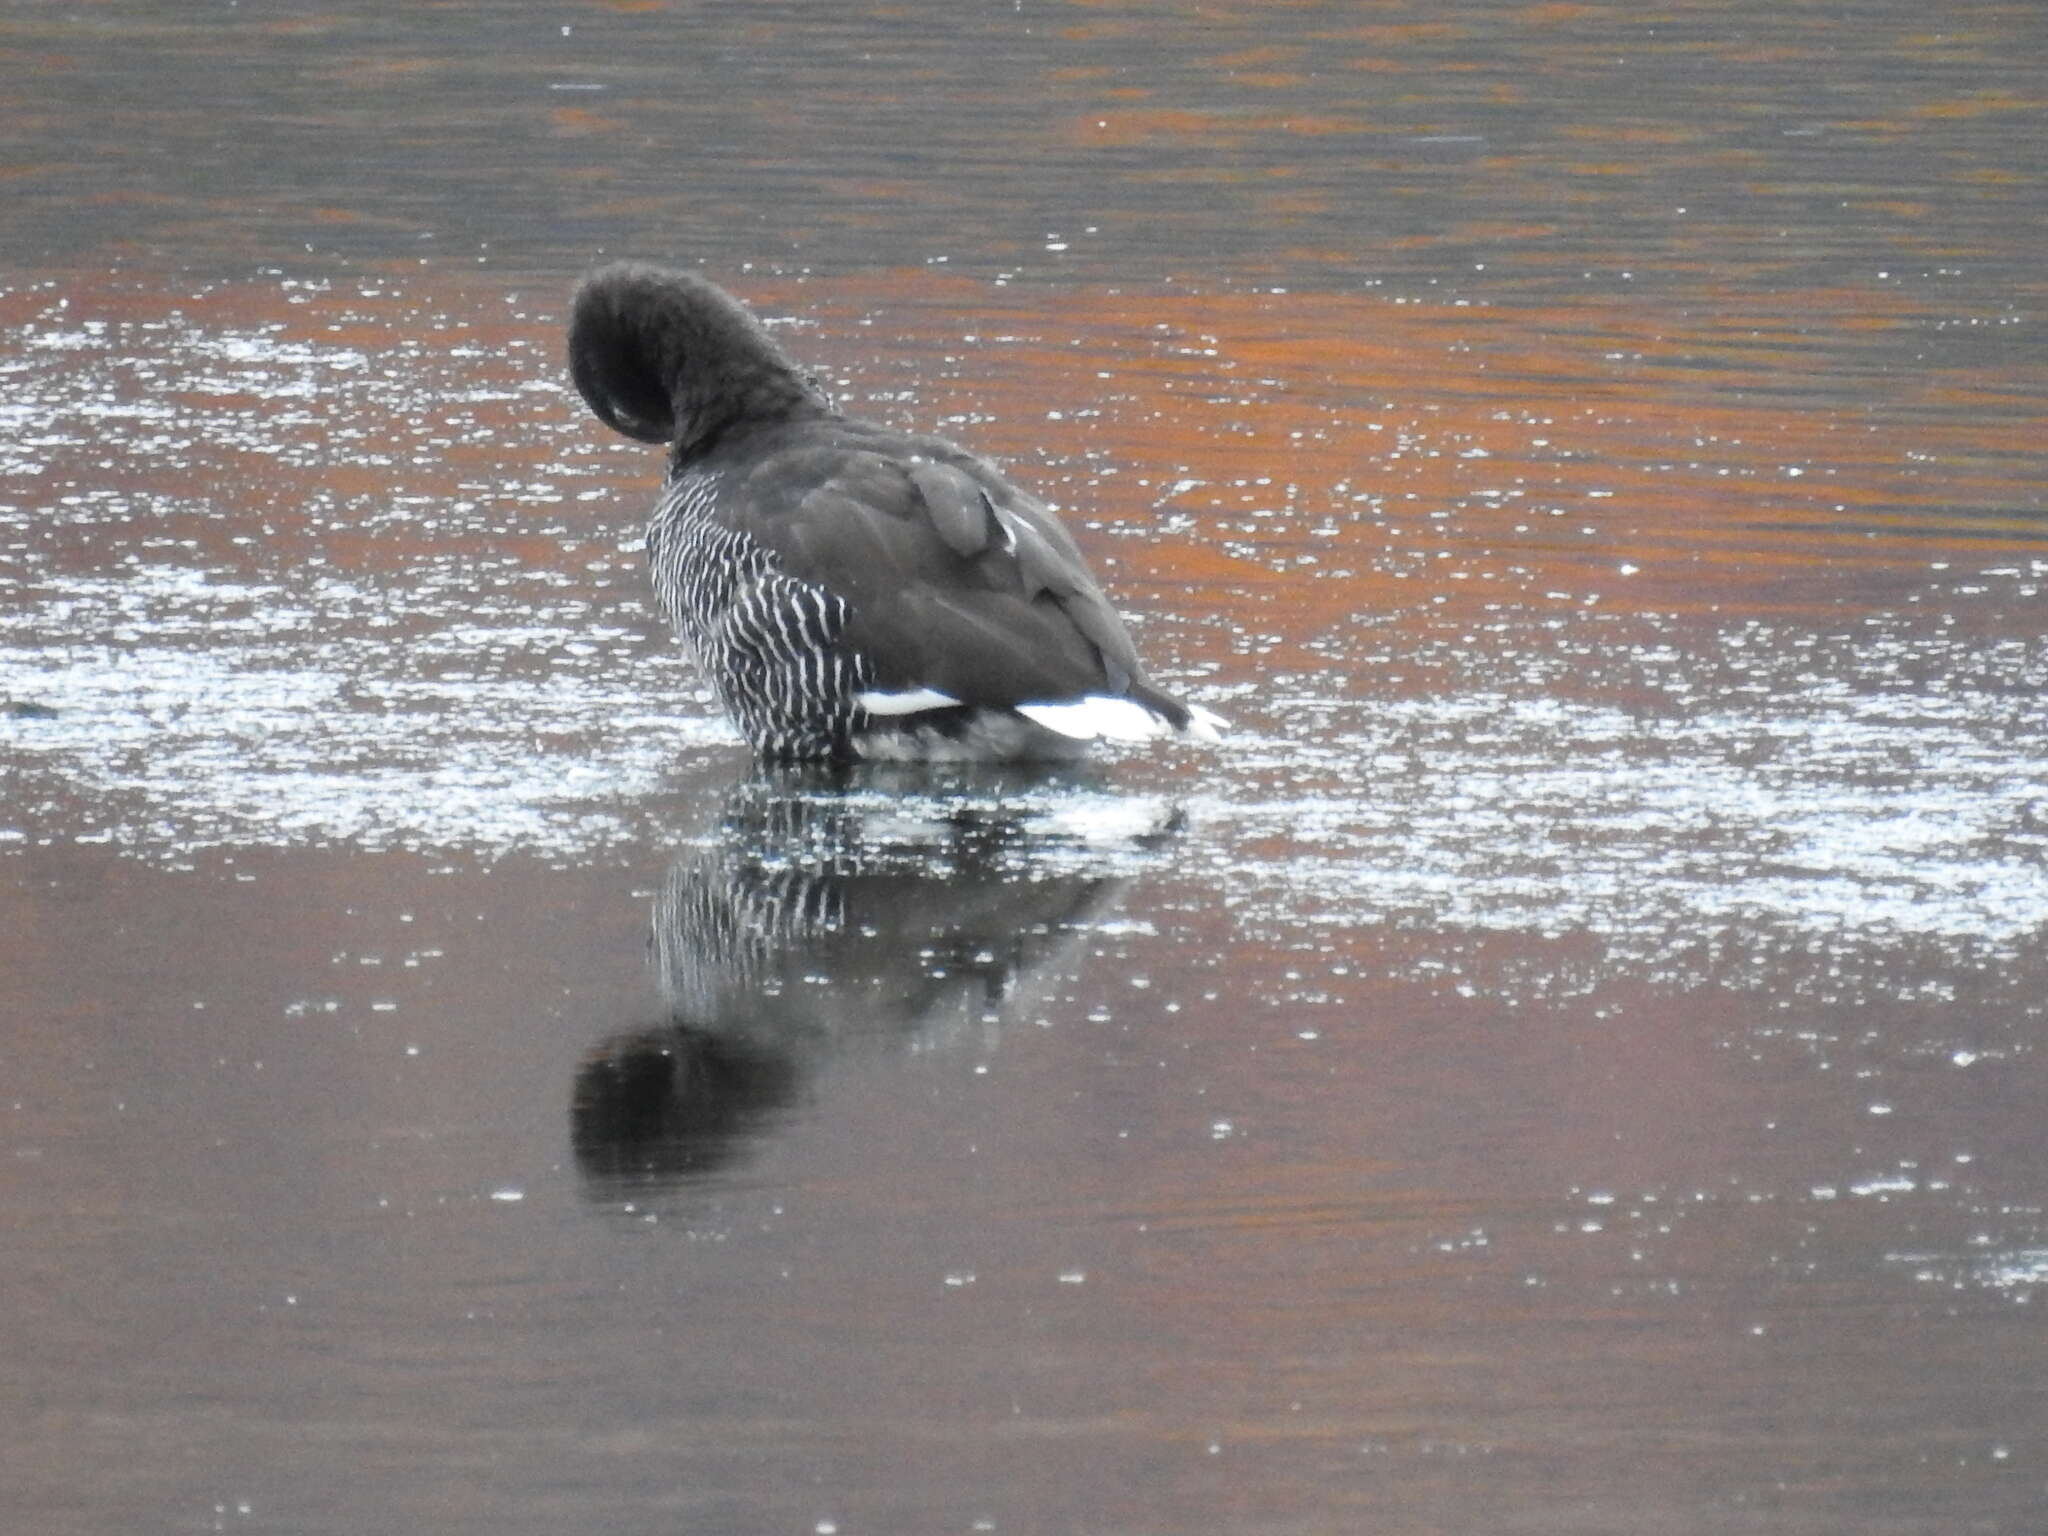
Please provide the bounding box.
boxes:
[572,765,1179,1195]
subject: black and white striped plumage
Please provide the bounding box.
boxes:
[568,262,1225,762]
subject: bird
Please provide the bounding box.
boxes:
[567,262,1226,762]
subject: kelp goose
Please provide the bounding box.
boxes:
[567,262,1225,762]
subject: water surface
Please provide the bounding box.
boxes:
[3,3,2046,1533]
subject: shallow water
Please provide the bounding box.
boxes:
[4,2,2047,1533]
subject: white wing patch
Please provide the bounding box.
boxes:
[1017,696,1173,741]
[856,686,962,716]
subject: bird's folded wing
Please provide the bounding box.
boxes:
[725,447,1148,709]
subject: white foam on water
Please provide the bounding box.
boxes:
[5,283,2045,982]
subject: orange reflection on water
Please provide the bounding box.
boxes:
[11,265,2037,678]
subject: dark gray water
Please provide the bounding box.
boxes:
[4,2,2046,1533]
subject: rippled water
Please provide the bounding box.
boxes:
[4,2,2047,1532]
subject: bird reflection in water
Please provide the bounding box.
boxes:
[572,765,1180,1192]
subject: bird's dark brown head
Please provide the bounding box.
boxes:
[568,263,832,461]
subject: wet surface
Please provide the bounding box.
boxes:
[4,2,2048,1532]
